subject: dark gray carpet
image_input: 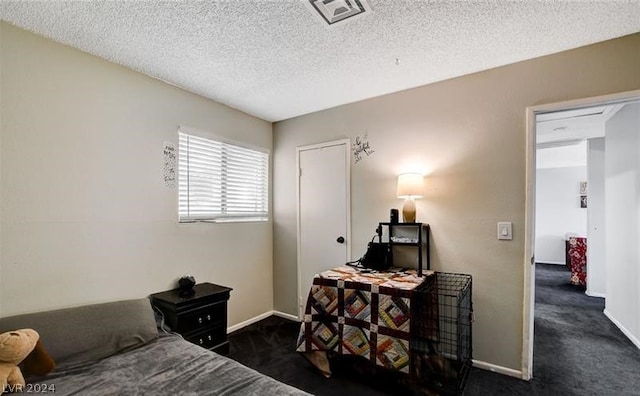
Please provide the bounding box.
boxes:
[227,264,640,395]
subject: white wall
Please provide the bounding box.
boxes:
[535,145,587,264]
[604,103,640,347]
[0,22,274,325]
[587,137,606,297]
[536,141,588,169]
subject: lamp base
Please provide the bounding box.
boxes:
[402,198,416,223]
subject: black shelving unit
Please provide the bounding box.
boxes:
[378,222,430,276]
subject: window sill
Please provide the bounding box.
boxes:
[179,217,269,224]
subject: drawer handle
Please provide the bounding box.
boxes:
[199,338,204,345]
[207,314,211,321]
[207,335,212,341]
[198,317,203,324]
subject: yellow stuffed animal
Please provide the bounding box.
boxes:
[0,329,39,393]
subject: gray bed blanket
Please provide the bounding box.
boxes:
[30,333,310,396]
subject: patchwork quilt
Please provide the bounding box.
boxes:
[296,266,435,374]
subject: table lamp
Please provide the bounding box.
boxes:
[397,173,424,223]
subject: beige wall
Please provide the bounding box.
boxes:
[273,33,640,371]
[0,22,274,326]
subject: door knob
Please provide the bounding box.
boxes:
[336,236,345,244]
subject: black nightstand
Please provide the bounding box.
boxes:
[150,282,232,355]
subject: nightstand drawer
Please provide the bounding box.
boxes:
[178,303,226,333]
[186,326,226,350]
[150,282,232,355]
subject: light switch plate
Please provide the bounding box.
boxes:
[498,222,513,240]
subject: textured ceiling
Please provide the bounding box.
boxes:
[1,1,640,122]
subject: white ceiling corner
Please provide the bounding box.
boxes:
[1,1,639,122]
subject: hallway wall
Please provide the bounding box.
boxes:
[535,164,587,264]
[604,102,640,348]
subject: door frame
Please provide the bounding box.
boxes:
[296,138,351,319]
[522,89,640,380]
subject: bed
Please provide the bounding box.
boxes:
[0,299,309,395]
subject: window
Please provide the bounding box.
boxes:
[178,130,269,222]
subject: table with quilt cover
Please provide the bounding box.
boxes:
[296,266,436,376]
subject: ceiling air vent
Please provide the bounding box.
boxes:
[306,0,371,26]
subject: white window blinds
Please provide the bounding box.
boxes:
[178,131,269,222]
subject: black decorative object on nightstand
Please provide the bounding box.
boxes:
[150,282,232,355]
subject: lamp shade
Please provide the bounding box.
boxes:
[397,173,424,198]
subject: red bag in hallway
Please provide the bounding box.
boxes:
[568,237,587,286]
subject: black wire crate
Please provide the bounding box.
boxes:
[410,272,473,395]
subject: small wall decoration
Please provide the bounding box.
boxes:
[352,132,375,164]
[163,141,176,188]
[579,181,588,195]
[579,181,587,208]
[580,195,588,208]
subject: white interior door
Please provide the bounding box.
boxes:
[297,139,350,319]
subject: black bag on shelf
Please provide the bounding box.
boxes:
[361,241,391,271]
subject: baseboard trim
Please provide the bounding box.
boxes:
[472,359,524,379]
[227,311,274,334]
[603,309,640,350]
[535,261,565,266]
[273,310,300,322]
[227,310,300,334]
[585,291,606,298]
